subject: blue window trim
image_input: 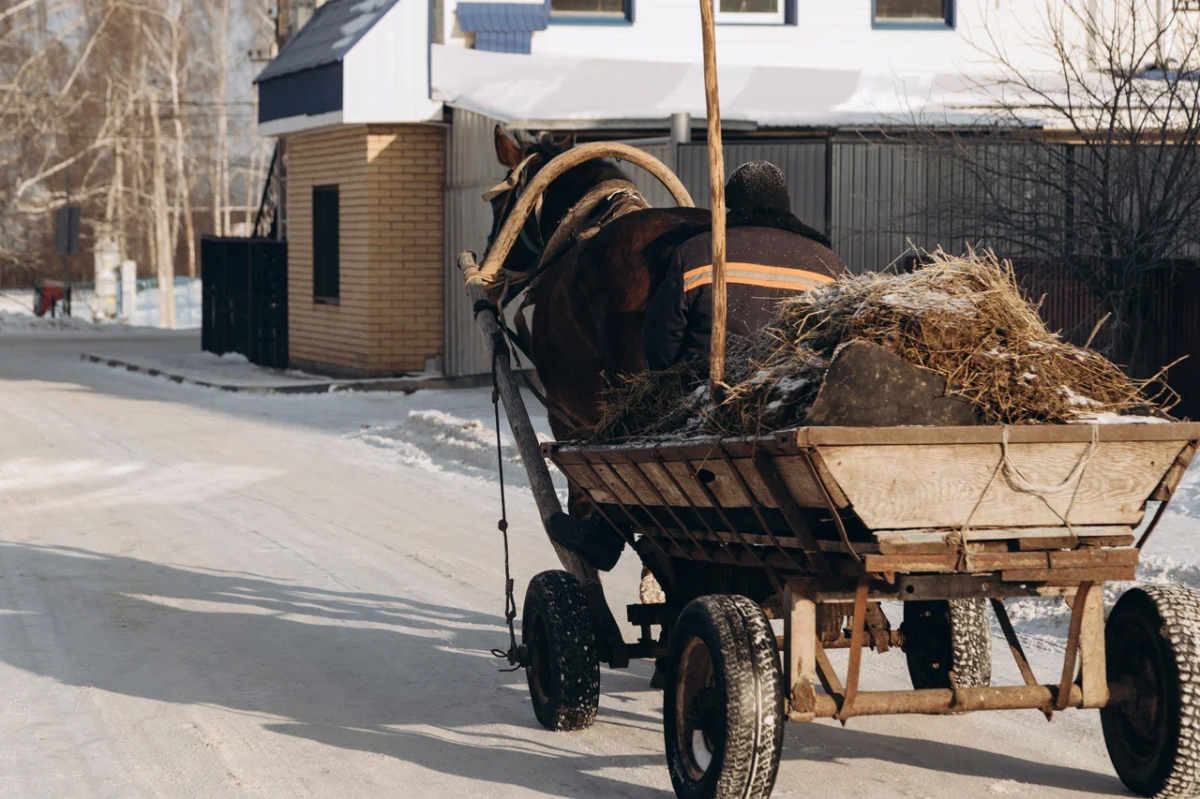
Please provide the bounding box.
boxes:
[872,0,955,29]
[549,0,634,24]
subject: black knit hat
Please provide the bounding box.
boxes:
[725,161,791,212]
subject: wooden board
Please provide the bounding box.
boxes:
[874,526,1133,546]
[1002,565,1136,584]
[786,424,1200,447]
[561,454,831,510]
[822,441,1186,530]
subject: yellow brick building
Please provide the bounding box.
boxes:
[285,125,446,376]
[255,0,448,377]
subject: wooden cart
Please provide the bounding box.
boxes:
[539,424,1200,798]
[457,2,1200,795]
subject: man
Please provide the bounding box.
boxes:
[643,161,846,370]
[548,163,847,577]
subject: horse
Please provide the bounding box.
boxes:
[486,126,710,443]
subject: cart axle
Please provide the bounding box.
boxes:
[788,681,1135,721]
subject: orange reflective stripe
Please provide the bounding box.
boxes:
[682,263,836,293]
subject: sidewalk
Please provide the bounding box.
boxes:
[80,332,476,394]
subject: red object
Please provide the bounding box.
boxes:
[33,280,66,317]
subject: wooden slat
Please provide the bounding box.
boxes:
[969,552,1050,571]
[864,554,957,573]
[784,581,818,718]
[1079,586,1109,708]
[877,540,1009,555]
[788,424,1200,447]
[1152,441,1199,501]
[825,441,1179,530]
[1019,534,1134,550]
[1001,565,1136,584]
[546,424,1200,463]
[875,526,1133,545]
[1049,548,1140,568]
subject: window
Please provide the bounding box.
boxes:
[312,185,339,302]
[715,0,785,24]
[550,0,634,22]
[873,0,954,28]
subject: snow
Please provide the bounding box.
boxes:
[2,330,1200,797]
[1070,412,1173,425]
[0,310,137,334]
[0,279,202,330]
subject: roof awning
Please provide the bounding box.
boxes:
[431,45,1007,130]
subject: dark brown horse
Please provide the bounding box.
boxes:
[487,126,709,442]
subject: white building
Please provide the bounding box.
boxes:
[252,0,1196,377]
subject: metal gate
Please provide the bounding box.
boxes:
[200,236,288,369]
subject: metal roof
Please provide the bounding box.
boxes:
[255,0,403,84]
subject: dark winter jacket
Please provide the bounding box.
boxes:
[643,207,847,370]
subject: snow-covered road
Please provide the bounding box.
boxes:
[0,332,1195,798]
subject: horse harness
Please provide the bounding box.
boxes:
[482,158,652,432]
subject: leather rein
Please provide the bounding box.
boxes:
[482,154,651,433]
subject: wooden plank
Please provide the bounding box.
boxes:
[878,540,1010,555]
[1049,549,1140,568]
[875,526,1132,545]
[1151,441,1199,501]
[1001,565,1136,584]
[784,581,817,718]
[789,423,1200,447]
[824,441,1180,530]
[767,455,832,509]
[864,554,957,573]
[752,450,830,573]
[969,552,1050,571]
[1079,585,1109,709]
[548,424,1200,462]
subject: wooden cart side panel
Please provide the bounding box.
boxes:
[1151,441,1199,501]
[790,423,1200,447]
[820,440,1184,530]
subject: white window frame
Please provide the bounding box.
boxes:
[713,0,785,25]
[549,0,627,18]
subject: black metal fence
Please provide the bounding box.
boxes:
[200,237,288,369]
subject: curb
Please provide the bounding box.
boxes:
[79,353,457,395]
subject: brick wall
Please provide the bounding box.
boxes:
[286,124,446,376]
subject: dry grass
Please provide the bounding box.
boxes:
[591,250,1176,441]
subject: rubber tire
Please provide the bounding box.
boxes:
[1102,585,1200,798]
[522,570,600,731]
[664,595,785,799]
[903,598,992,690]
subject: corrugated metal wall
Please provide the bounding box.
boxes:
[444,129,1200,413]
[444,108,509,377]
[676,142,827,239]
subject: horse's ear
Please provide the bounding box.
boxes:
[494,125,524,169]
[552,132,577,151]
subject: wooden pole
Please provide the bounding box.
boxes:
[698,0,727,389]
[459,250,629,666]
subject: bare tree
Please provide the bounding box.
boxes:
[919,0,1200,374]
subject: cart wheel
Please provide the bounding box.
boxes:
[1102,585,1200,798]
[664,595,784,799]
[522,570,600,731]
[903,599,992,690]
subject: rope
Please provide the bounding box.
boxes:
[952,425,1100,569]
[475,300,524,672]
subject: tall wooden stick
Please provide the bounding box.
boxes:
[698,0,727,390]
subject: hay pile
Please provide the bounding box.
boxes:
[591,250,1175,441]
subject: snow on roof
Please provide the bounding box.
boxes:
[255,0,403,84]
[431,45,1004,129]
